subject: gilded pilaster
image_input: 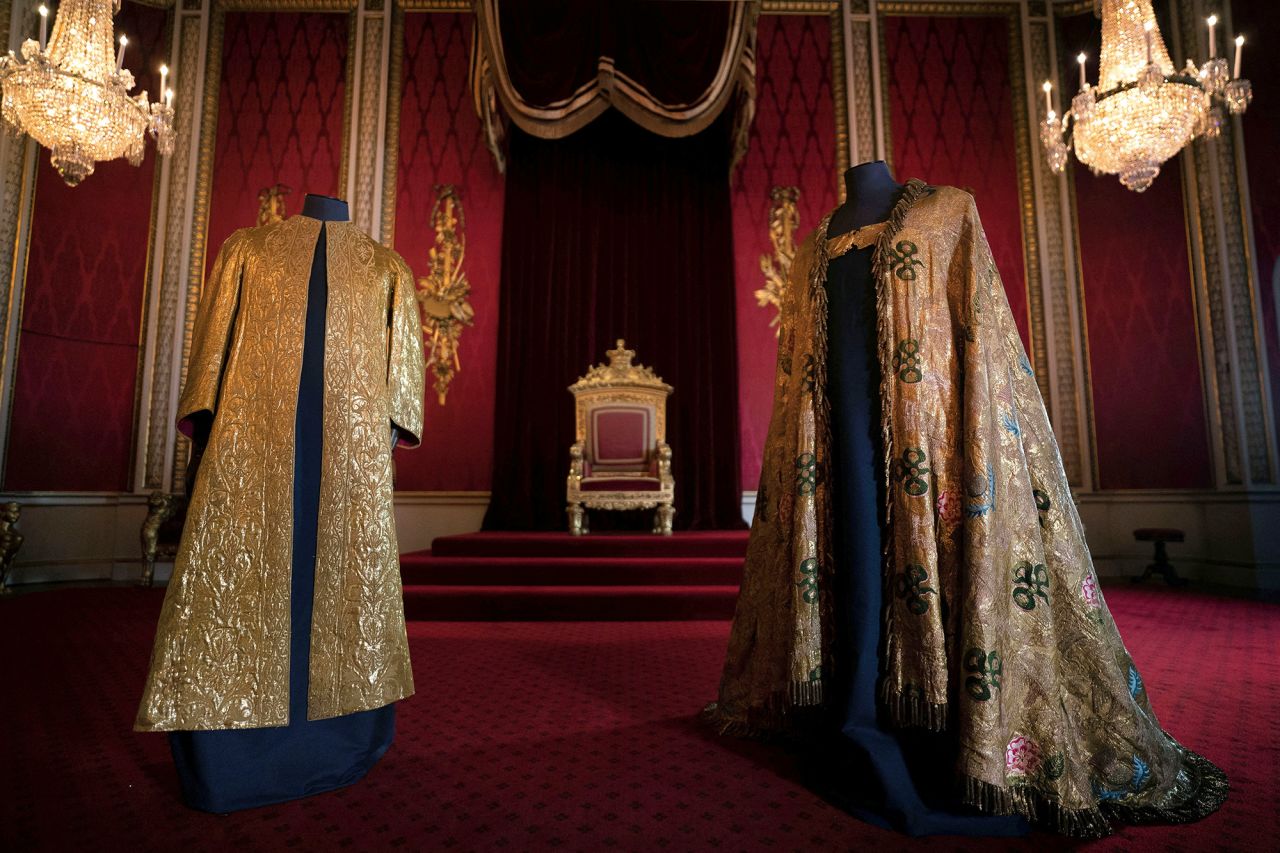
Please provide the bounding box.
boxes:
[344,0,391,239]
[844,4,877,168]
[0,2,40,484]
[1172,0,1277,487]
[135,0,211,492]
[1027,0,1092,488]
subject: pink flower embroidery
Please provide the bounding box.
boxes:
[936,490,961,528]
[1005,735,1042,777]
[1081,573,1100,608]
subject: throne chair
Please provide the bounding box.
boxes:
[567,340,674,535]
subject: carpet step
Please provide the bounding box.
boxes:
[427,530,749,559]
[399,555,744,586]
[402,584,739,621]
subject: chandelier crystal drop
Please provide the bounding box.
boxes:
[1041,0,1253,192]
[0,0,175,186]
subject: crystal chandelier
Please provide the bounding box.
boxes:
[0,0,175,186]
[1040,0,1252,192]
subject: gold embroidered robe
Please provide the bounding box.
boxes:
[136,216,425,732]
[709,181,1226,836]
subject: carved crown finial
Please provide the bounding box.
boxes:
[569,339,671,395]
[606,339,635,369]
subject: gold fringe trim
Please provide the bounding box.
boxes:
[962,776,1114,840]
[869,178,933,721]
[880,682,948,732]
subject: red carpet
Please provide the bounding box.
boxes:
[402,532,748,620]
[1,583,1276,852]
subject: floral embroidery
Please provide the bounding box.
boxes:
[1128,665,1144,698]
[1081,572,1101,608]
[1018,353,1034,377]
[1005,735,1043,777]
[936,490,961,534]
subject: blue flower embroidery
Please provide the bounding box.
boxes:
[1128,666,1144,698]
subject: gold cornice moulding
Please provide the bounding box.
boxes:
[215,0,357,11]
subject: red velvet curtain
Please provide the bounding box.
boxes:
[482,112,744,531]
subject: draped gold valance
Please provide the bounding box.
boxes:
[470,0,759,172]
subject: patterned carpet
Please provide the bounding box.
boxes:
[2,584,1275,852]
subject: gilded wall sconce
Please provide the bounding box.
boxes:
[416,185,474,406]
[756,186,799,334]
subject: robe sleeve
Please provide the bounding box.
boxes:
[388,255,425,449]
[175,230,246,438]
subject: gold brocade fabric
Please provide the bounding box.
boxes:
[709,182,1227,836]
[136,216,425,732]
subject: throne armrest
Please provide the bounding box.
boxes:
[656,440,673,486]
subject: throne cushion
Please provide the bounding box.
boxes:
[589,405,654,471]
[581,476,662,492]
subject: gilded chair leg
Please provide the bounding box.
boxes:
[654,503,675,536]
[139,558,155,588]
[568,503,586,536]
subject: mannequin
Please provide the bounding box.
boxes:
[163,193,401,812]
[819,162,1025,836]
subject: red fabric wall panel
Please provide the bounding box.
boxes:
[1072,161,1211,488]
[204,11,347,277]
[392,12,505,492]
[883,15,1030,350]
[4,0,168,491]
[731,14,838,490]
[1235,0,1280,459]
[1059,13,1212,490]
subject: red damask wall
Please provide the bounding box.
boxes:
[1234,0,1280,458]
[1060,13,1212,490]
[392,12,505,492]
[4,1,168,491]
[731,13,838,490]
[882,14,1030,351]
[204,11,348,276]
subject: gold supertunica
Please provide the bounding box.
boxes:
[1040,0,1252,192]
[0,0,174,186]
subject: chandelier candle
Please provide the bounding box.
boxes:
[1234,35,1243,79]
[0,0,176,184]
[159,63,166,94]
[1039,0,1252,192]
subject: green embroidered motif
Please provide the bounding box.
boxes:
[795,452,817,496]
[1033,488,1051,528]
[808,665,823,683]
[801,354,817,392]
[887,240,924,281]
[895,448,930,497]
[1012,561,1050,611]
[894,564,935,615]
[893,339,923,383]
[963,647,1003,701]
[1043,753,1066,781]
[796,558,819,604]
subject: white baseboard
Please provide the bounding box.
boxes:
[3,488,1277,591]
